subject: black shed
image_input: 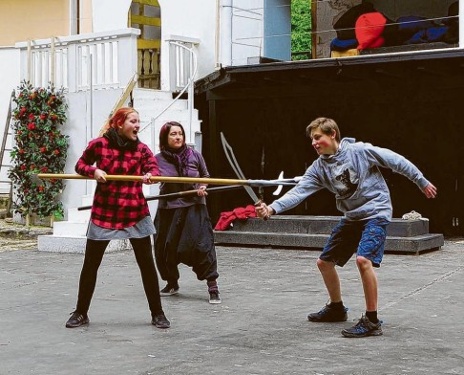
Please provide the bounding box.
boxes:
[195,48,464,236]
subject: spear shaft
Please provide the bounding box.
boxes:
[36,173,297,187]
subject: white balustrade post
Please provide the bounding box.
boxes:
[117,28,140,87]
[67,43,78,93]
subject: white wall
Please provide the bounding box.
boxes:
[158,0,218,91]
[0,48,20,124]
[92,0,132,32]
[229,0,265,66]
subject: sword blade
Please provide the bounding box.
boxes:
[220,132,260,203]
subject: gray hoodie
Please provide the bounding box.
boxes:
[270,138,430,221]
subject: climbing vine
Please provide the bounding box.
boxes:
[9,80,69,221]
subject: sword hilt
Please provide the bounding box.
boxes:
[254,199,269,221]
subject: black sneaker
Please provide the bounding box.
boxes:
[341,314,383,338]
[307,304,348,322]
[209,291,221,304]
[65,311,89,328]
[160,283,179,296]
[152,313,171,329]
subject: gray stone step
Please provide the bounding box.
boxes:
[229,216,430,237]
[214,231,444,255]
[213,215,444,254]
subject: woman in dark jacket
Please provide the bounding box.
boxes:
[154,121,221,304]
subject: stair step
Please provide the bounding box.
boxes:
[136,98,188,111]
[52,221,88,236]
[214,231,444,255]
[230,216,431,237]
[214,215,444,254]
[133,88,175,101]
[149,109,199,122]
[37,235,130,253]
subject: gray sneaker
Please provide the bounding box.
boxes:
[341,315,383,338]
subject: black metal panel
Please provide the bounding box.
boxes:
[196,51,464,235]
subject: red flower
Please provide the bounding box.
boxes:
[40,147,47,153]
[27,122,36,130]
[39,113,47,121]
[38,185,44,192]
[20,165,27,171]
[28,113,35,120]
[40,166,48,172]
[19,149,25,154]
[53,149,60,155]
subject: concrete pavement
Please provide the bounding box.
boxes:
[1,239,463,375]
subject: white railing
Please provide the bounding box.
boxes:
[140,36,199,145]
[166,35,200,92]
[15,29,140,92]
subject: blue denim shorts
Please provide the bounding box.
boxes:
[320,218,390,268]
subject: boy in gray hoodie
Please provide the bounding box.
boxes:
[255,117,437,338]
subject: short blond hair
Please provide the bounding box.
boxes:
[306,117,341,142]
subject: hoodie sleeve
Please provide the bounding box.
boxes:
[361,142,430,189]
[269,161,324,214]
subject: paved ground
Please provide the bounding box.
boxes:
[0,233,463,375]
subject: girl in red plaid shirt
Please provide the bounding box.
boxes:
[65,107,170,329]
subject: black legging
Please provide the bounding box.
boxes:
[75,236,163,316]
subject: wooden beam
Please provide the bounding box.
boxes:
[131,15,161,27]
[137,39,161,49]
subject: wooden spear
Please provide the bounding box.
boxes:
[36,173,297,187]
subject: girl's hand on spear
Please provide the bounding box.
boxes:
[142,173,154,185]
[94,169,107,184]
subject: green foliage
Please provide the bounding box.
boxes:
[291,0,312,60]
[9,80,69,220]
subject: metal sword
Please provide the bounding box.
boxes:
[219,132,261,204]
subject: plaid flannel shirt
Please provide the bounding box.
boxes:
[75,136,159,229]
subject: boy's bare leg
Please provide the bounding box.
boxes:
[316,258,342,303]
[356,256,378,311]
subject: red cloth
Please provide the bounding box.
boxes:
[355,12,386,50]
[214,205,257,231]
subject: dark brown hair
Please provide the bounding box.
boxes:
[159,121,186,150]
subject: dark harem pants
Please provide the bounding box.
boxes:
[154,204,219,285]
